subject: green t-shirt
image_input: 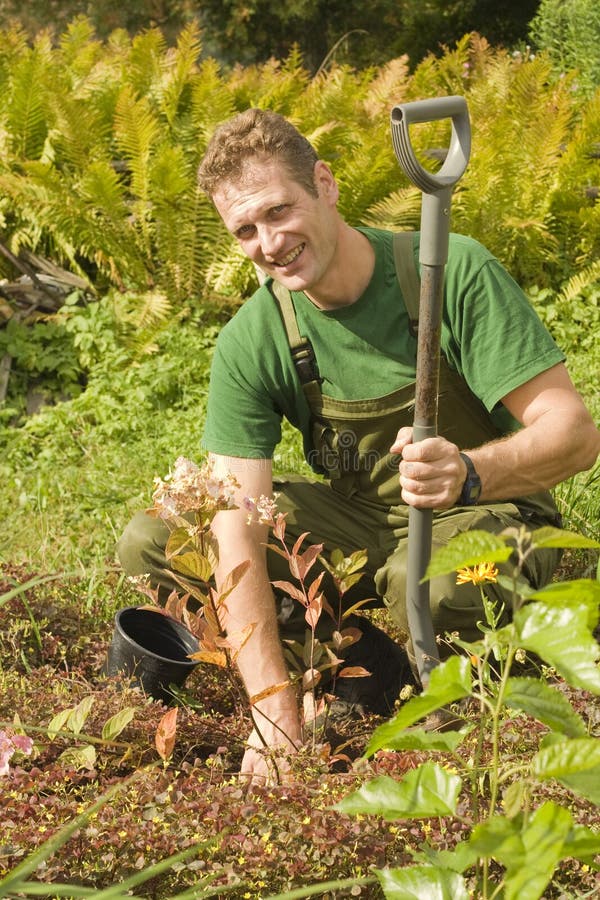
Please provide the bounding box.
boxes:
[202,229,564,461]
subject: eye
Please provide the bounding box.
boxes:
[269,204,288,217]
[235,223,255,239]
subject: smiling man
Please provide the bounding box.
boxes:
[117,108,600,785]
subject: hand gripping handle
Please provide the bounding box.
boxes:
[390,95,471,194]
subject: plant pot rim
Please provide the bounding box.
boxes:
[114,606,199,668]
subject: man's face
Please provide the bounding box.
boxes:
[212,158,340,297]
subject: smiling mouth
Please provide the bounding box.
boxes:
[273,243,305,267]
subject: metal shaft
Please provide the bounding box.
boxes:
[405,262,445,686]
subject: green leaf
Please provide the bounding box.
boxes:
[47,708,72,741]
[366,726,471,753]
[424,530,512,581]
[514,603,600,693]
[165,526,193,560]
[561,824,600,866]
[336,762,462,819]
[529,526,600,550]
[101,707,135,741]
[67,696,95,735]
[533,737,600,804]
[58,743,97,770]
[172,551,212,582]
[503,802,572,900]
[468,815,524,861]
[365,656,471,756]
[503,677,587,738]
[376,864,469,899]
[527,579,600,630]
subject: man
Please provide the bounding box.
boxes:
[117,108,600,785]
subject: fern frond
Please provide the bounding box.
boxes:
[6,32,54,160]
[362,188,422,230]
[155,22,202,128]
[559,262,600,304]
[190,59,236,148]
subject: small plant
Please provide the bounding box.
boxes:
[45,695,137,770]
[245,494,372,740]
[336,525,600,899]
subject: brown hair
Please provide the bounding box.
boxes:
[198,108,319,198]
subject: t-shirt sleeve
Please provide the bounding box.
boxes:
[201,317,283,459]
[443,238,565,412]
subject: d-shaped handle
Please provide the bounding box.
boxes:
[391,96,471,194]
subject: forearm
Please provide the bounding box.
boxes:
[470,402,600,503]
[212,517,301,747]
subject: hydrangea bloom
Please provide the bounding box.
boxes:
[150,456,239,520]
[0,729,33,776]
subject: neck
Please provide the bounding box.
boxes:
[306,226,374,310]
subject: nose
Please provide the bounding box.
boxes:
[257,223,284,259]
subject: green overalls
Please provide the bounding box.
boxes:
[265,233,562,647]
[117,233,561,651]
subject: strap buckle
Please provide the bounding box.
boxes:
[292,341,322,385]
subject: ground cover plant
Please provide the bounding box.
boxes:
[1,17,600,900]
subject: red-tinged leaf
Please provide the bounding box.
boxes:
[214,624,255,657]
[338,665,371,678]
[303,691,321,724]
[155,707,177,761]
[302,668,321,691]
[308,571,325,602]
[217,559,251,603]
[190,648,228,667]
[249,680,290,705]
[202,603,223,639]
[266,542,290,561]
[305,602,322,629]
[340,626,363,645]
[165,591,189,622]
[273,513,287,541]
[272,580,307,604]
[292,531,311,556]
[300,543,324,577]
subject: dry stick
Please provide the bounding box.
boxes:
[0,239,61,306]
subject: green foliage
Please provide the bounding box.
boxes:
[529,0,600,96]
[337,527,600,899]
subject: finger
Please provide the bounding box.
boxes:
[390,426,413,454]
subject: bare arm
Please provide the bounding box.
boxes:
[392,364,600,508]
[208,453,302,784]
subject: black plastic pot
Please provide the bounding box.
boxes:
[104,607,200,704]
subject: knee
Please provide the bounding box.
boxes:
[116,511,168,576]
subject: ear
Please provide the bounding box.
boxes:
[314,160,339,204]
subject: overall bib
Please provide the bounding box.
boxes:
[266,235,561,648]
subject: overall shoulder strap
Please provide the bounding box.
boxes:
[269,280,323,412]
[392,231,420,336]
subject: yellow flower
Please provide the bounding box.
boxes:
[456,563,499,586]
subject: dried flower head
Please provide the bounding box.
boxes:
[243,493,280,525]
[150,457,239,520]
[456,562,499,586]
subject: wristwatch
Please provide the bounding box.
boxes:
[458,452,482,506]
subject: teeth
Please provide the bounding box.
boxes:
[275,243,304,266]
